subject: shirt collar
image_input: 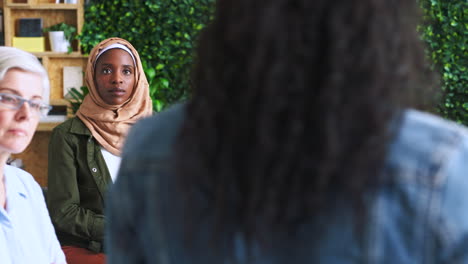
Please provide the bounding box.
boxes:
[4,165,28,201]
[69,117,92,136]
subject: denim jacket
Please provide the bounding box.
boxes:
[107,105,468,264]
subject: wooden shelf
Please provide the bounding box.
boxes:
[6,3,79,9]
[3,1,89,108]
[3,0,85,186]
[37,121,62,131]
[50,98,70,105]
[3,0,84,53]
[33,52,87,58]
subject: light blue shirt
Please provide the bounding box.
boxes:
[0,165,65,264]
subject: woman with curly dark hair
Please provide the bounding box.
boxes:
[108,0,468,263]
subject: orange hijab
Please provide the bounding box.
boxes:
[76,37,153,156]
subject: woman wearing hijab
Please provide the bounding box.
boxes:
[47,37,152,264]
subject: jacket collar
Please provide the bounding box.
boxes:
[69,117,92,136]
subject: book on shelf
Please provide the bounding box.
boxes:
[18,18,43,37]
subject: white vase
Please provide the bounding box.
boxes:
[48,31,70,52]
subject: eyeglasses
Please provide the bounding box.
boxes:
[0,93,52,117]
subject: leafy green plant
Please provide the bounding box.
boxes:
[66,86,89,115]
[43,22,77,53]
[78,0,215,112]
[143,60,170,112]
[419,1,468,124]
[43,22,77,42]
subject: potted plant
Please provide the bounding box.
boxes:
[43,22,77,53]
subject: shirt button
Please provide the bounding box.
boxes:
[92,168,97,173]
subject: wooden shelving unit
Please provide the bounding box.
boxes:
[2,0,87,185]
[3,0,87,126]
[37,122,62,131]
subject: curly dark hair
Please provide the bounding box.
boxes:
[175,0,434,250]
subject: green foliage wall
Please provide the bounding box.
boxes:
[419,0,468,124]
[80,1,467,118]
[79,0,215,111]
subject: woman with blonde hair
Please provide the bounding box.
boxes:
[47,37,152,264]
[0,46,65,264]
